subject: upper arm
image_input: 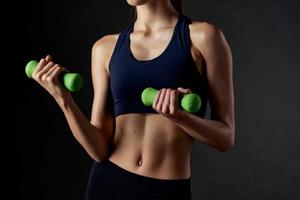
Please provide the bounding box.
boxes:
[190,22,235,134]
[90,34,119,143]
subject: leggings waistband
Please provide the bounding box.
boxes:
[87,159,192,200]
[93,159,191,190]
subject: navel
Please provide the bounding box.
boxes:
[137,156,143,166]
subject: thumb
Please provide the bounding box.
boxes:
[45,54,52,62]
[177,87,192,94]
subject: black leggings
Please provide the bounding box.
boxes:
[85,159,192,200]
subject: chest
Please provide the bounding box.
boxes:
[128,32,204,75]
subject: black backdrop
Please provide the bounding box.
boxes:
[17,0,300,199]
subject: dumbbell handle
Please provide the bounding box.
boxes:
[25,60,84,92]
[141,87,201,113]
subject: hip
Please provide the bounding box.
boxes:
[85,159,192,200]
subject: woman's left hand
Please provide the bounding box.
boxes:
[152,87,192,121]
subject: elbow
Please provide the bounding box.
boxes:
[218,130,235,152]
[88,145,111,163]
[92,157,105,163]
[90,152,110,163]
[92,156,102,163]
[89,152,104,163]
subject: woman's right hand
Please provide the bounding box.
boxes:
[32,54,71,101]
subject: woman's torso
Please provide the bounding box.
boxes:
[105,14,205,180]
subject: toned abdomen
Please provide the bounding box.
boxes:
[108,113,194,180]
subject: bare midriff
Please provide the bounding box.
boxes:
[108,113,195,180]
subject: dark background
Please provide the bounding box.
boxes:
[17,0,300,199]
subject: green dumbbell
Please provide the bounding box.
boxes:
[141,87,201,113]
[25,60,84,92]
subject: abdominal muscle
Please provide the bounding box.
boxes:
[108,113,195,180]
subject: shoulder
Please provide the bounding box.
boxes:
[188,20,226,52]
[189,20,222,35]
[91,33,121,75]
[92,33,120,55]
[189,20,224,42]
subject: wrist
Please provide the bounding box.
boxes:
[171,109,187,123]
[54,92,73,109]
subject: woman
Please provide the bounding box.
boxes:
[32,0,235,199]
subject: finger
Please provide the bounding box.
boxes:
[162,89,171,114]
[44,64,60,78]
[175,90,179,109]
[170,90,177,115]
[39,62,55,81]
[152,89,161,110]
[47,65,64,84]
[33,58,48,79]
[177,87,191,94]
[45,54,52,62]
[177,88,185,95]
[157,88,167,111]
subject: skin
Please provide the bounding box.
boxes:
[32,0,235,180]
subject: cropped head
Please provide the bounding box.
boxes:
[127,0,184,21]
[127,0,153,6]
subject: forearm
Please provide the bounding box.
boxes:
[170,111,234,152]
[55,94,110,162]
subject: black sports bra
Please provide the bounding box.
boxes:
[108,13,208,118]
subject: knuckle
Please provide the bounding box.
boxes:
[46,76,53,83]
[35,73,42,80]
[156,104,161,110]
[169,108,174,115]
[41,75,48,81]
[152,102,157,110]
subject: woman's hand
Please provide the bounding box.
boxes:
[152,87,192,121]
[32,54,71,101]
